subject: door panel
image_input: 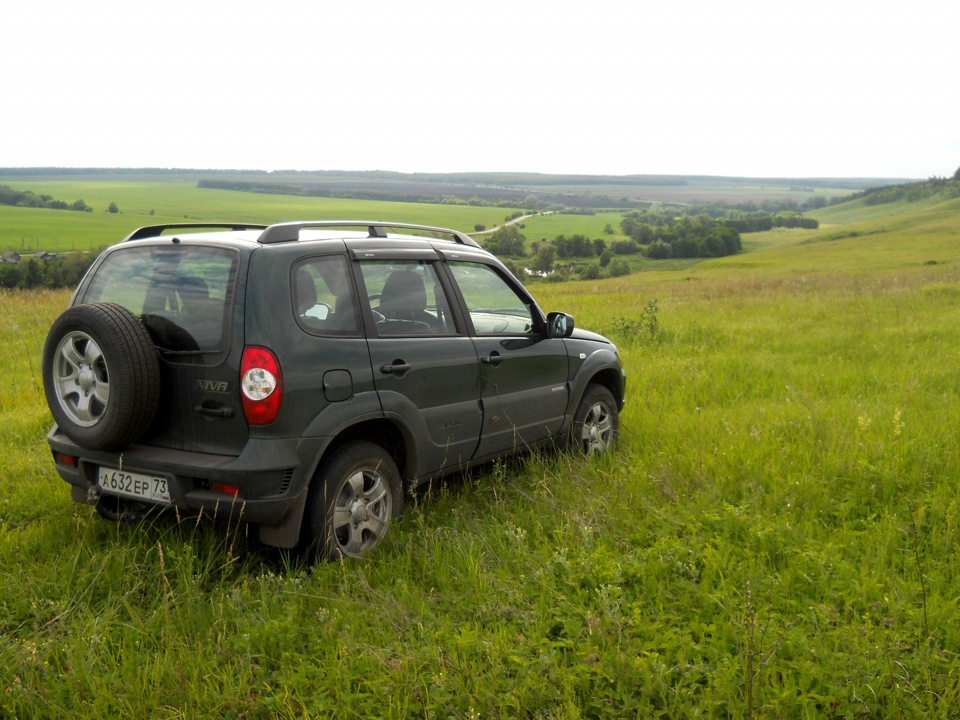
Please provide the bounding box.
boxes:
[358,259,483,475]
[471,335,569,456]
[446,261,569,457]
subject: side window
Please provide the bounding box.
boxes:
[358,260,456,336]
[293,256,360,336]
[448,261,536,336]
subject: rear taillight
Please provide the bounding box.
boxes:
[240,346,282,425]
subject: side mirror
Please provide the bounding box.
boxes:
[546,312,575,338]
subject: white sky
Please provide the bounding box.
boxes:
[4,0,958,179]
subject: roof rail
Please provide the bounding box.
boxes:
[256,220,480,248]
[122,223,269,242]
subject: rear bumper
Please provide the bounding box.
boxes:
[47,426,326,534]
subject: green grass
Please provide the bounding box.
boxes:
[3,189,960,717]
[526,179,859,206]
[507,211,627,242]
[810,194,953,226]
[0,181,524,253]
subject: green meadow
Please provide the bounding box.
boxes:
[0,181,528,253]
[2,180,960,718]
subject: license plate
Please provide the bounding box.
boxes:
[97,467,171,503]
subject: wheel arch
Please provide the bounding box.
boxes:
[586,366,626,410]
[320,419,412,481]
[568,349,626,415]
[258,417,413,550]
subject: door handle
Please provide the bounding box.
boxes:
[481,352,503,367]
[380,361,412,376]
[195,405,235,418]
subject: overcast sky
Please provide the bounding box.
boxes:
[4,0,958,179]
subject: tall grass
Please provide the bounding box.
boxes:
[2,195,960,717]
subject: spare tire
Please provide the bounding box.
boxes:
[42,302,161,451]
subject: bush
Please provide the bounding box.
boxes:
[610,239,640,255]
[645,241,673,260]
[484,225,526,257]
[0,264,18,289]
[580,264,602,280]
[605,258,631,277]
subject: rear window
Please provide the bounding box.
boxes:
[82,245,238,355]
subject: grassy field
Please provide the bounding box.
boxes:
[0,181,536,253]
[525,180,858,206]
[2,185,960,717]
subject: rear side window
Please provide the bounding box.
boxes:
[358,260,457,336]
[82,245,238,354]
[292,256,361,336]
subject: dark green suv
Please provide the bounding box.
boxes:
[43,221,626,559]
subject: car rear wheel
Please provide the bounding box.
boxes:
[43,302,161,451]
[301,441,403,561]
[571,384,619,454]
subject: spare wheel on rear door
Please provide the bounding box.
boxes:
[43,302,161,451]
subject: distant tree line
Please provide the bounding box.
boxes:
[481,226,625,280]
[198,179,554,210]
[619,211,742,259]
[0,252,97,290]
[484,210,746,266]
[681,202,822,226]
[720,210,819,232]
[845,176,960,206]
[0,185,93,212]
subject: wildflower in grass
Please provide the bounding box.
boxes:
[858,414,872,432]
[893,408,903,437]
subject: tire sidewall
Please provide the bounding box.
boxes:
[571,384,619,453]
[301,441,404,561]
[43,302,161,451]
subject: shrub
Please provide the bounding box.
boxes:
[605,258,631,277]
[645,241,673,259]
[610,239,639,255]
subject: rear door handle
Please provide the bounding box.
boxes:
[195,405,235,418]
[380,361,412,376]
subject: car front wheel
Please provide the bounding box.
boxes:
[571,384,619,454]
[301,441,403,561]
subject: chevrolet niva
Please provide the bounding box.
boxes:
[43,221,626,559]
